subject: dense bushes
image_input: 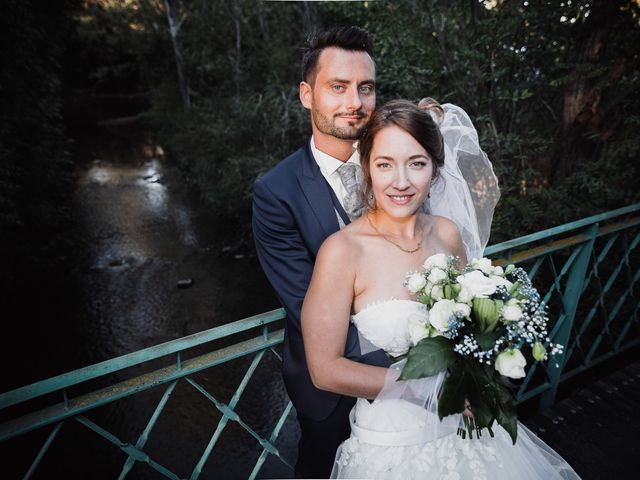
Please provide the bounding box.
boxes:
[142,0,640,243]
[0,0,76,290]
[8,0,637,254]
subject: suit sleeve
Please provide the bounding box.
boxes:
[252,175,390,370]
[252,176,313,333]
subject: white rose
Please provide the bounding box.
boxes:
[427,267,448,284]
[429,299,457,332]
[454,302,471,318]
[506,298,521,307]
[456,270,497,297]
[492,266,504,276]
[495,348,527,379]
[489,274,513,290]
[502,304,523,322]
[407,272,427,293]
[457,286,474,304]
[471,257,493,274]
[431,284,444,300]
[423,253,448,271]
[408,312,431,345]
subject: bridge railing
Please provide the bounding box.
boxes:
[1,203,638,479]
[484,203,639,408]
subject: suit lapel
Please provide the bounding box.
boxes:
[298,139,342,239]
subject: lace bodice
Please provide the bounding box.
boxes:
[352,299,428,358]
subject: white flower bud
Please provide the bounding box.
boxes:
[429,299,457,332]
[532,341,547,362]
[457,286,474,304]
[407,272,427,293]
[495,348,527,379]
[423,253,448,271]
[431,284,444,300]
[471,257,493,275]
[489,274,513,289]
[408,312,430,346]
[454,302,471,318]
[502,305,523,322]
[427,267,448,284]
[456,270,497,297]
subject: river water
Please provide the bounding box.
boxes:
[3,135,297,479]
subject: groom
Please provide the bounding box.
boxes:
[252,26,390,478]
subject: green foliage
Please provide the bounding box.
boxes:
[399,336,457,380]
[144,0,313,221]
[438,361,518,444]
[0,0,76,286]
[73,0,639,241]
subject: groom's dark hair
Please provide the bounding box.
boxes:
[302,26,375,86]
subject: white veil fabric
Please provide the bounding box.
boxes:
[423,103,501,263]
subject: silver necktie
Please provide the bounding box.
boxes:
[336,162,364,221]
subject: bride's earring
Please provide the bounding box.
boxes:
[368,192,376,210]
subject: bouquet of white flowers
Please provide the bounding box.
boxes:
[401,253,563,444]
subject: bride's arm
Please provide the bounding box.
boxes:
[301,233,388,399]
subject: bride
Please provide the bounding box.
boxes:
[301,99,580,479]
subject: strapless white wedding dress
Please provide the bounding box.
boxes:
[331,299,580,479]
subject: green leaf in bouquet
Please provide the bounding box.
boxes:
[476,331,500,351]
[443,283,461,300]
[437,363,467,419]
[493,377,518,444]
[417,292,434,307]
[508,281,522,296]
[472,298,502,333]
[399,336,457,380]
[463,362,495,430]
[444,284,453,299]
[387,352,408,364]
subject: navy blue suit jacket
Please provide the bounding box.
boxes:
[252,139,390,421]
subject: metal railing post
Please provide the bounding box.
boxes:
[540,223,598,409]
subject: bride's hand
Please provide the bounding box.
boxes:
[463,399,474,419]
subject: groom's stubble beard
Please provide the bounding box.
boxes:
[311,107,367,141]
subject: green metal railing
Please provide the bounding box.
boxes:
[485,203,639,408]
[1,203,638,479]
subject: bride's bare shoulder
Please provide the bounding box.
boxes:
[316,224,364,265]
[428,214,460,235]
[424,214,463,247]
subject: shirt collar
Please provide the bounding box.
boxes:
[310,135,360,177]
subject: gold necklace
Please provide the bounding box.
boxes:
[366,213,423,254]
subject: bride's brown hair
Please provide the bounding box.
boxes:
[358,98,445,210]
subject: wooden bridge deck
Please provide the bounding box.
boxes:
[523,359,640,480]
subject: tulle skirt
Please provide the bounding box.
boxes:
[331,387,580,479]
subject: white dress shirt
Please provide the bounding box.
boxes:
[310,135,361,214]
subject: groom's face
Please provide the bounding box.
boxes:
[300,47,376,142]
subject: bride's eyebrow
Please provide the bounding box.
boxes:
[373,155,429,161]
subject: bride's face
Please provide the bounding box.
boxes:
[369,125,433,218]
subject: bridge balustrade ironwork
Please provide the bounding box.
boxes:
[1,203,638,479]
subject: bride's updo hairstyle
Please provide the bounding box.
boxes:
[358,97,445,210]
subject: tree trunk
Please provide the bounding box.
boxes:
[164,0,190,109]
[549,0,625,183]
